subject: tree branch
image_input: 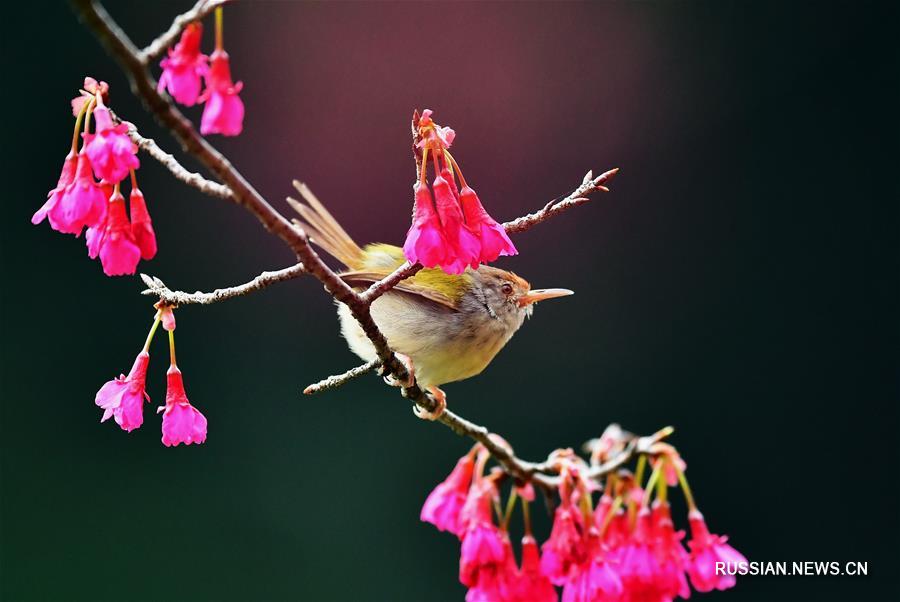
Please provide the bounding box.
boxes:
[138,0,230,65]
[502,168,619,234]
[139,264,306,306]
[122,119,233,199]
[303,360,382,395]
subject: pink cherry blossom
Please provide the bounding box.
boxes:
[541,503,586,585]
[157,365,207,447]
[32,150,77,230]
[432,171,480,274]
[509,535,557,602]
[95,350,150,432]
[421,452,476,537]
[460,186,517,263]
[403,182,449,268]
[90,190,141,277]
[129,187,157,260]
[45,152,107,235]
[686,509,746,593]
[200,50,244,136]
[82,106,139,184]
[158,22,209,106]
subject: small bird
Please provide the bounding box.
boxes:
[290,182,573,418]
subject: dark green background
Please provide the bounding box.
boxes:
[2,1,898,600]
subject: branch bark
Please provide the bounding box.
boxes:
[138,0,230,65]
[139,265,306,306]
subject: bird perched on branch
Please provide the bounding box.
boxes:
[289,182,573,420]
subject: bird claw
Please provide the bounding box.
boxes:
[383,353,415,388]
[414,386,447,421]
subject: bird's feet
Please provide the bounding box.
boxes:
[383,353,415,388]
[414,386,447,421]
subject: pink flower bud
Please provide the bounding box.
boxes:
[129,187,157,260]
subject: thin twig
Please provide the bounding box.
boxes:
[502,168,619,234]
[304,360,382,395]
[122,120,233,199]
[139,264,306,306]
[138,0,230,65]
[360,261,424,304]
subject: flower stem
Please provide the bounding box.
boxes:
[419,148,429,185]
[656,457,668,503]
[143,317,161,353]
[168,328,177,366]
[71,98,93,152]
[215,6,224,50]
[597,495,623,539]
[521,496,532,535]
[640,460,662,510]
[83,97,97,135]
[444,150,468,189]
[130,169,138,190]
[502,488,518,530]
[675,462,697,512]
[634,454,647,487]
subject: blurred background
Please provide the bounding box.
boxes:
[2,1,898,600]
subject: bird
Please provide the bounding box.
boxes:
[289,181,574,419]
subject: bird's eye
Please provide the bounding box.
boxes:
[501,283,514,296]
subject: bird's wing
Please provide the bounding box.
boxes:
[340,270,461,312]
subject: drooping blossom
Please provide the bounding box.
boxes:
[562,527,623,602]
[129,187,157,260]
[541,502,587,585]
[157,365,208,447]
[432,170,481,274]
[95,350,150,432]
[403,110,516,274]
[403,182,449,268]
[509,535,558,602]
[651,501,691,601]
[158,22,209,106]
[460,186,517,262]
[421,451,476,536]
[612,508,670,602]
[88,189,141,277]
[459,479,507,588]
[44,152,107,235]
[686,509,746,593]
[200,49,244,136]
[82,106,139,184]
[32,150,78,231]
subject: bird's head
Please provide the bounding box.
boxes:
[464,265,574,327]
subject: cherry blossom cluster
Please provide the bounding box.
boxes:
[403,110,517,274]
[157,7,244,136]
[32,78,156,276]
[421,428,746,601]
[95,305,207,446]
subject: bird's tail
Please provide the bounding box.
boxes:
[288,180,365,270]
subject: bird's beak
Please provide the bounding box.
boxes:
[517,288,574,307]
